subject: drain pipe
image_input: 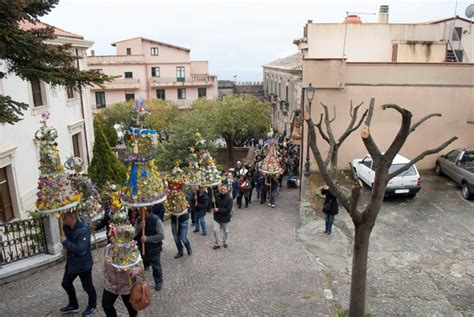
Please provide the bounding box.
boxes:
[76,49,91,165]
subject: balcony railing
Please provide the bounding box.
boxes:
[90,78,140,91]
[0,218,47,266]
[150,75,215,88]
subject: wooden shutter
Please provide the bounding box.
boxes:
[0,168,14,222]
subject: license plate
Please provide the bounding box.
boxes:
[395,189,410,194]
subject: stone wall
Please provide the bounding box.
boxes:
[215,147,252,168]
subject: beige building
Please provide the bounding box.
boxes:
[262,53,303,137]
[294,7,473,171]
[87,37,218,109]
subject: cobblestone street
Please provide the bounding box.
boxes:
[0,185,330,316]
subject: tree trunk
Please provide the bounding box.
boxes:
[225,138,234,165]
[330,144,339,180]
[349,222,373,317]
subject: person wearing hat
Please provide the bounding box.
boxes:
[212,184,233,250]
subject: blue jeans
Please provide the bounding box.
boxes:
[171,216,191,254]
[194,215,206,234]
[325,214,335,233]
[270,187,278,205]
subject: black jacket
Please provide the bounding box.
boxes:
[321,188,339,215]
[192,191,209,218]
[94,208,111,242]
[62,220,93,275]
[213,193,233,223]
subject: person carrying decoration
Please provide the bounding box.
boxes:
[237,175,251,209]
[102,206,144,317]
[134,207,165,291]
[164,167,192,258]
[192,186,209,236]
[60,211,97,316]
[212,184,233,250]
[266,175,279,208]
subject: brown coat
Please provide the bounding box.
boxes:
[103,245,143,295]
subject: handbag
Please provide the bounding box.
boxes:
[129,275,151,311]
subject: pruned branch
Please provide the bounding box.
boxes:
[329,105,336,123]
[349,185,363,224]
[338,101,367,145]
[320,102,336,145]
[361,98,382,162]
[382,104,412,162]
[409,113,441,134]
[388,136,458,179]
[315,112,331,144]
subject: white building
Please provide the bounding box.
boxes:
[0,21,94,222]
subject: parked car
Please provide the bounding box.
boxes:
[351,154,422,198]
[435,148,474,200]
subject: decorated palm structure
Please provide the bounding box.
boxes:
[164,167,189,217]
[121,98,167,207]
[186,136,222,187]
[35,113,81,216]
[259,142,283,176]
[64,156,103,224]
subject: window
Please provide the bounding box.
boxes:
[452,27,462,41]
[126,48,131,55]
[362,158,372,169]
[150,47,159,56]
[0,167,15,222]
[124,72,133,79]
[31,79,44,107]
[198,88,207,98]
[285,85,289,102]
[445,150,460,162]
[176,66,185,81]
[72,133,81,158]
[388,164,417,177]
[95,92,106,108]
[66,86,76,99]
[156,89,165,100]
[392,44,398,62]
[125,93,135,101]
[151,67,160,77]
[177,88,186,100]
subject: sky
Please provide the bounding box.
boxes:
[42,0,473,81]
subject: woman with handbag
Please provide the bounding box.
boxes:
[321,185,339,235]
[102,242,144,317]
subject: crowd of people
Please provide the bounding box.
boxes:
[58,138,300,317]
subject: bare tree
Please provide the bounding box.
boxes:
[305,98,457,317]
[315,101,368,178]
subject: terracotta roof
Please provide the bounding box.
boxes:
[111,37,190,52]
[18,20,84,39]
[263,52,303,71]
[419,15,472,24]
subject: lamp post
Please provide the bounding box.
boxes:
[304,83,315,177]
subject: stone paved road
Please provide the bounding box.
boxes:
[0,185,330,316]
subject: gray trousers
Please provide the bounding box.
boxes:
[213,220,229,246]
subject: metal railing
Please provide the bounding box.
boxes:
[0,218,47,266]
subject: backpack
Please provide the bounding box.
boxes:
[129,275,151,311]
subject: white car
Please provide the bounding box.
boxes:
[351,154,422,198]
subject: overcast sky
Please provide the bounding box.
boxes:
[43,0,472,81]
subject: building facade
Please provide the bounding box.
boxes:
[0,22,94,221]
[262,53,303,138]
[87,37,218,110]
[294,7,474,170]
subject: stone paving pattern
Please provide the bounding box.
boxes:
[0,185,331,316]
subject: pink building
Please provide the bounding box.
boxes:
[87,37,218,109]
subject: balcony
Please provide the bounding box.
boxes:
[90,78,140,91]
[87,55,145,65]
[150,74,215,88]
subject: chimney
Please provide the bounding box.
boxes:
[378,5,389,23]
[90,50,95,56]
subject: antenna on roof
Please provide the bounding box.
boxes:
[465,4,474,33]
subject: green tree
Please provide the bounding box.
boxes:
[88,116,127,190]
[96,114,118,148]
[156,109,217,171]
[0,0,110,124]
[193,95,270,163]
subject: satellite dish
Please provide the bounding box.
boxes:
[466,4,474,19]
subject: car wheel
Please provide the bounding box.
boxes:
[435,163,443,176]
[462,183,472,200]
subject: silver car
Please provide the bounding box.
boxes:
[435,148,474,200]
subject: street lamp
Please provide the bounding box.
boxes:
[304,83,315,176]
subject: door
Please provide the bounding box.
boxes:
[442,150,460,180]
[0,167,14,222]
[358,156,374,186]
